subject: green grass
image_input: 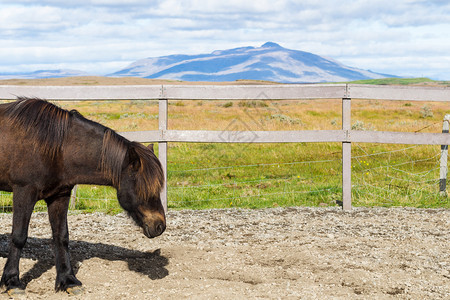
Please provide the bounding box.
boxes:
[345,77,450,86]
[167,143,343,209]
[166,142,449,210]
[2,141,446,212]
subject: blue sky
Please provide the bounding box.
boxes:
[1,0,449,79]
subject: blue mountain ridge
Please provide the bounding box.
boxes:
[109,42,395,83]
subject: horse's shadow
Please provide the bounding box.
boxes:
[0,234,169,288]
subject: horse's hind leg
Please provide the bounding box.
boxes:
[46,193,83,294]
[0,185,37,293]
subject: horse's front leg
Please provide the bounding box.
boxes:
[1,185,38,293]
[46,193,82,294]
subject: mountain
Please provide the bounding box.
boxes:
[0,43,396,82]
[0,69,90,80]
[108,42,395,83]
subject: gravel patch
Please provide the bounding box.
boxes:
[0,207,449,299]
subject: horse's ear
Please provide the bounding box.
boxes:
[147,143,154,152]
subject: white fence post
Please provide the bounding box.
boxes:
[440,114,450,196]
[70,185,78,210]
[159,97,169,213]
[342,97,352,210]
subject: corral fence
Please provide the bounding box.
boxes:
[0,84,449,211]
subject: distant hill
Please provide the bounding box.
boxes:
[108,42,396,83]
[0,69,90,80]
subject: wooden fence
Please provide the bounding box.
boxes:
[0,84,449,211]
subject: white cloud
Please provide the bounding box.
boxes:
[0,0,449,79]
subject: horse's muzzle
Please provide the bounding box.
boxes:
[143,221,166,238]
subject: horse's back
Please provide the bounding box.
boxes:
[0,102,48,190]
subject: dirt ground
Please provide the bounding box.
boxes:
[0,207,448,299]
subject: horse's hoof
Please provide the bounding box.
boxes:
[6,288,26,297]
[66,286,84,296]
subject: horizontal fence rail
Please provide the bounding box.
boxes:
[121,129,450,145]
[0,84,449,211]
[1,84,449,101]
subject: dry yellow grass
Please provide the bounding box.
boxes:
[1,76,446,134]
[56,98,447,135]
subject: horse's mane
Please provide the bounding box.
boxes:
[101,129,164,199]
[129,140,164,199]
[5,97,163,199]
[5,97,71,159]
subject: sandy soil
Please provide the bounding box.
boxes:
[0,207,449,299]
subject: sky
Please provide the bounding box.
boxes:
[1,0,450,80]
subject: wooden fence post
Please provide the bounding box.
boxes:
[70,185,78,210]
[440,114,450,196]
[342,97,352,210]
[159,97,168,213]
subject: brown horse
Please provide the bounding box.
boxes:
[0,97,165,295]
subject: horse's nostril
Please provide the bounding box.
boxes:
[143,220,166,238]
[156,222,166,235]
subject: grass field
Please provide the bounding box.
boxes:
[0,77,449,211]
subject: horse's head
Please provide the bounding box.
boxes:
[116,143,166,238]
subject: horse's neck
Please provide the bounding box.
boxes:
[62,119,113,187]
